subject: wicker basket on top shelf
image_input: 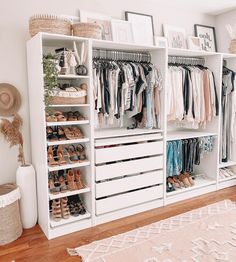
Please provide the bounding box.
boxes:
[29,14,72,37]
[72,22,102,39]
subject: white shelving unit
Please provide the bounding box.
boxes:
[27,33,236,239]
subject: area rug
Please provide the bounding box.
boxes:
[67,200,236,262]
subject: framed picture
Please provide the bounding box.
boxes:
[194,24,217,52]
[154,36,167,48]
[79,10,112,41]
[111,19,134,43]
[187,36,202,50]
[125,11,154,46]
[163,24,187,49]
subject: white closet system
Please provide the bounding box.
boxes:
[27,33,236,239]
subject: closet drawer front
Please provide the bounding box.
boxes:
[96,156,163,181]
[96,170,163,198]
[96,185,163,215]
[95,141,163,164]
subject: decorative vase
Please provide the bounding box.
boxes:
[75,64,88,76]
[16,164,37,229]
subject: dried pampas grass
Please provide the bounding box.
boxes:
[0,114,26,166]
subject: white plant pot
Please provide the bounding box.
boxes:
[16,164,37,229]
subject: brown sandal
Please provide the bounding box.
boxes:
[71,127,84,139]
[67,170,77,190]
[54,111,67,122]
[48,146,58,166]
[75,170,85,189]
[64,127,75,140]
[184,172,195,186]
[51,199,62,221]
[167,177,180,189]
[57,145,67,165]
[178,173,191,187]
[60,197,70,219]
[46,113,57,122]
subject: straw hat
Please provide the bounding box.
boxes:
[0,83,21,116]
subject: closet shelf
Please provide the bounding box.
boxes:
[167,175,216,197]
[167,131,217,141]
[58,74,90,79]
[168,47,217,57]
[95,128,163,139]
[48,161,90,172]
[219,161,236,168]
[47,138,90,147]
[46,120,89,127]
[219,175,236,182]
[48,104,90,108]
[50,211,91,228]
[221,53,236,59]
[49,187,91,200]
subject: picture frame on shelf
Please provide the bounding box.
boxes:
[194,24,217,52]
[79,10,112,41]
[111,19,134,43]
[187,36,202,50]
[154,36,167,48]
[163,24,187,49]
[125,11,154,46]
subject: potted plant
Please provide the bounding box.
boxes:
[0,114,37,229]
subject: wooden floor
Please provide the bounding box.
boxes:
[1,186,236,262]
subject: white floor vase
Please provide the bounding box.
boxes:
[16,164,37,229]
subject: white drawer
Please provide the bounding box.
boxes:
[96,155,163,181]
[96,170,163,198]
[95,141,163,164]
[96,185,163,215]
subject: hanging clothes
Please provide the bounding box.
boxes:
[166,136,214,177]
[93,59,163,129]
[167,64,219,129]
[221,65,236,162]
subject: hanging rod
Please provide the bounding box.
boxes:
[92,49,151,63]
[168,55,205,66]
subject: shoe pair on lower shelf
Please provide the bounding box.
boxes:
[46,126,84,141]
[49,169,85,194]
[219,168,235,179]
[51,196,86,221]
[47,144,87,166]
[167,172,195,192]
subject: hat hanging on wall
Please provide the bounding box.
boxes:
[0,83,21,116]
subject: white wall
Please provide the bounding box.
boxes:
[215,8,236,52]
[0,0,215,184]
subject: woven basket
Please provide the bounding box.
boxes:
[29,14,72,37]
[0,184,22,245]
[51,96,87,105]
[73,23,102,39]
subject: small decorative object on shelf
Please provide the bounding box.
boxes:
[226,24,236,54]
[163,24,187,49]
[187,36,202,50]
[194,24,217,52]
[0,114,37,229]
[29,14,72,37]
[0,184,22,245]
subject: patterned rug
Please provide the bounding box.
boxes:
[67,200,236,262]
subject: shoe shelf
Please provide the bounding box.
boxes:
[48,161,90,172]
[57,74,90,79]
[166,175,216,197]
[47,138,90,146]
[219,161,236,169]
[48,104,90,108]
[49,187,91,200]
[219,175,236,182]
[167,131,218,141]
[46,120,90,127]
[50,210,91,228]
